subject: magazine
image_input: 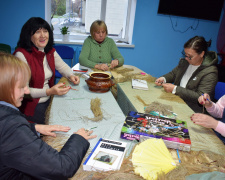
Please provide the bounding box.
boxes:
[120,111,191,152]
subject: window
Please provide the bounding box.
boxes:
[45,0,136,44]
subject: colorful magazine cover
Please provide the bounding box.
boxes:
[120,111,191,151]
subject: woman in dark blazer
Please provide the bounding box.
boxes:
[155,36,218,113]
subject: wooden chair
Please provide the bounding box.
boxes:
[53,45,75,84]
[0,43,11,53]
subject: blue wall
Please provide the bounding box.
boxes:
[0,0,223,77]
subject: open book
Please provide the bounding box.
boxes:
[132,79,148,90]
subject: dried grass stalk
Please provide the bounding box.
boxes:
[83,115,103,122]
[159,91,186,104]
[135,95,149,107]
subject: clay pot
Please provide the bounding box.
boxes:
[85,72,115,93]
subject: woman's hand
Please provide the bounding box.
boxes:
[155,77,165,86]
[35,124,71,137]
[191,113,218,129]
[162,83,175,93]
[74,128,97,140]
[110,59,119,69]
[46,83,70,96]
[69,75,80,85]
[198,93,213,108]
[94,64,109,71]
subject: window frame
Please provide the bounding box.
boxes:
[45,0,136,46]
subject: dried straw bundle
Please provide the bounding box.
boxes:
[165,150,225,180]
[90,98,102,117]
[133,74,156,83]
[111,67,134,74]
[115,73,156,84]
[58,77,69,85]
[84,98,103,122]
[145,101,173,116]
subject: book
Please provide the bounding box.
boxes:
[72,63,90,74]
[83,138,127,171]
[132,79,148,90]
[120,111,191,152]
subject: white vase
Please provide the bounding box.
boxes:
[62,34,69,41]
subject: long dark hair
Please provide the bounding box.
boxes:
[184,36,211,55]
[17,17,54,53]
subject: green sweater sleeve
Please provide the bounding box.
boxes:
[79,36,124,68]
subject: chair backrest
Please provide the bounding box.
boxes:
[0,43,11,53]
[75,46,82,65]
[214,81,225,101]
[53,45,74,67]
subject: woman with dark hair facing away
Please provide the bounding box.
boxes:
[155,36,218,113]
[14,17,80,124]
[79,20,124,71]
[0,52,97,179]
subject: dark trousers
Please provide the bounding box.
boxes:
[25,99,51,124]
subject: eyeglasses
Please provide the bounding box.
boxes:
[181,50,197,60]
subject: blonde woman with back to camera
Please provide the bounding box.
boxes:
[0,52,97,180]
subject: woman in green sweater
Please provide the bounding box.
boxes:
[79,20,124,71]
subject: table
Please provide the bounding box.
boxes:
[45,76,136,154]
[44,65,225,179]
[117,81,225,155]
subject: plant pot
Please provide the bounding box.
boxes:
[62,34,69,41]
[85,72,115,93]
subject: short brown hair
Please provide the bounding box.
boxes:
[0,52,31,106]
[90,20,108,38]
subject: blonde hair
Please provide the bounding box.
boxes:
[0,52,31,106]
[90,20,108,38]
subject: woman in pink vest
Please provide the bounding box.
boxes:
[14,17,79,124]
